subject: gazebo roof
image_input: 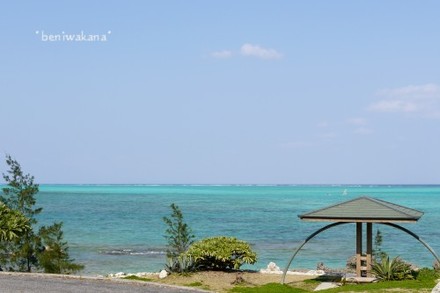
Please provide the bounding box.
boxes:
[299,196,423,223]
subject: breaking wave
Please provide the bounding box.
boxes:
[100,248,166,256]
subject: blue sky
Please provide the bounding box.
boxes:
[1,1,439,184]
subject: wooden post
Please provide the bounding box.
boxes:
[356,222,362,277]
[366,223,373,277]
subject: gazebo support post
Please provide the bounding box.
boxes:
[366,223,373,277]
[356,222,373,277]
[356,223,362,277]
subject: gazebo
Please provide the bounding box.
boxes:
[281,196,440,283]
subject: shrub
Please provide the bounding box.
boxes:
[165,254,197,274]
[186,236,257,270]
[371,255,414,281]
[415,267,439,282]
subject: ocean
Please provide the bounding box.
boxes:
[30,185,440,275]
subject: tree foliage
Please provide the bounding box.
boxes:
[162,203,195,258]
[373,228,387,260]
[186,236,257,270]
[0,155,83,273]
[1,155,41,271]
[38,222,84,274]
[1,155,41,221]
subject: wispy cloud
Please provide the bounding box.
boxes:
[377,83,439,97]
[369,83,440,118]
[240,43,283,59]
[210,44,283,60]
[210,50,233,59]
[347,118,373,135]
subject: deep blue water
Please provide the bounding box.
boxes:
[24,185,440,275]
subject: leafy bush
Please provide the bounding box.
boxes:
[372,255,414,280]
[415,267,439,282]
[186,236,257,270]
[0,203,30,242]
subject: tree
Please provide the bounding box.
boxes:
[1,155,41,272]
[38,222,84,274]
[0,155,83,273]
[374,228,387,260]
[162,203,195,258]
[1,155,41,220]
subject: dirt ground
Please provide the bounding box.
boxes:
[154,271,316,292]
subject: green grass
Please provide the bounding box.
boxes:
[184,280,211,291]
[230,283,308,293]
[186,281,203,287]
[230,269,439,293]
[231,280,436,292]
[122,275,153,282]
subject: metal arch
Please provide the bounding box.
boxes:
[281,222,349,284]
[281,221,440,285]
[379,222,440,265]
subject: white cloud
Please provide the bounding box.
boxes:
[240,43,282,60]
[377,83,439,98]
[369,100,419,113]
[369,83,440,117]
[347,118,373,134]
[347,117,367,126]
[210,50,233,59]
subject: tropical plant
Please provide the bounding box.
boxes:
[165,254,196,274]
[38,222,84,274]
[371,255,414,280]
[162,203,195,258]
[186,236,257,270]
[0,203,30,242]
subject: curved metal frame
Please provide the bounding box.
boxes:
[281,221,440,284]
[380,222,440,265]
[281,222,348,284]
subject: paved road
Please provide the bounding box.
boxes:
[0,273,210,293]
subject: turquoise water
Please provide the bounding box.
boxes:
[29,185,440,275]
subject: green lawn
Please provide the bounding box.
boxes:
[230,272,438,293]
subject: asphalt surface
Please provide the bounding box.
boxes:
[0,273,210,293]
